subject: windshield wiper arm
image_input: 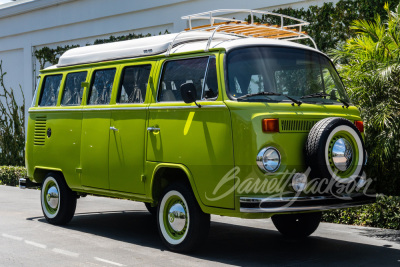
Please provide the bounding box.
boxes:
[338,98,350,108]
[236,91,302,106]
[300,92,330,99]
[284,95,302,106]
[236,91,281,100]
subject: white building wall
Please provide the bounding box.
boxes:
[0,0,340,123]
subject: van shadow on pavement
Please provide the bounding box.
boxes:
[27,210,400,266]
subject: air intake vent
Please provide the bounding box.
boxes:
[34,116,47,145]
[280,119,319,132]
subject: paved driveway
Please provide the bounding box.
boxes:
[0,185,399,266]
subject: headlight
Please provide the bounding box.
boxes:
[256,147,281,173]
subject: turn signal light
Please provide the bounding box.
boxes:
[355,121,364,133]
[262,119,279,133]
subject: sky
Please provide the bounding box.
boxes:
[0,0,12,4]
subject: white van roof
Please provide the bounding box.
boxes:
[57,32,236,67]
[56,32,319,68]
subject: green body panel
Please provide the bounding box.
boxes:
[147,102,235,209]
[109,107,147,194]
[25,48,364,219]
[224,101,362,197]
[80,109,111,189]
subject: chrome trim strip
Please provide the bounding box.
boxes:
[240,202,371,213]
[239,194,375,213]
[29,106,148,113]
[149,104,226,110]
[240,195,342,203]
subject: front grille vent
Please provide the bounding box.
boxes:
[34,116,47,145]
[280,119,319,132]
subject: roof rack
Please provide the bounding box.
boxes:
[172,9,317,53]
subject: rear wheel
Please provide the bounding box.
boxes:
[41,172,77,225]
[271,212,322,238]
[157,183,210,252]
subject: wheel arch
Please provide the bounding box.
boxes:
[33,167,64,185]
[150,163,204,211]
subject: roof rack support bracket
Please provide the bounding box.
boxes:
[205,25,222,52]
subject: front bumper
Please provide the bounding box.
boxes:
[240,193,376,213]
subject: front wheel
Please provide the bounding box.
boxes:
[41,173,77,225]
[157,183,210,252]
[144,202,157,216]
[271,212,322,238]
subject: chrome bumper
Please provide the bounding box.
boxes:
[240,194,376,213]
[19,178,40,189]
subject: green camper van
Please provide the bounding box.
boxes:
[22,10,375,252]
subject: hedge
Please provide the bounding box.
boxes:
[0,166,27,186]
[323,195,400,230]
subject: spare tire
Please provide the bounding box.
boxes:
[305,117,365,184]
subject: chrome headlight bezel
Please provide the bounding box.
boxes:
[256,147,281,173]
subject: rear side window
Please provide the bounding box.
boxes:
[88,68,116,105]
[39,74,62,106]
[117,65,151,104]
[158,57,218,102]
[61,71,87,106]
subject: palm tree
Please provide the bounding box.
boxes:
[331,3,400,195]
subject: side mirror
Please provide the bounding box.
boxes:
[180,83,201,108]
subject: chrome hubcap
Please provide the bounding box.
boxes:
[46,186,59,209]
[167,203,186,232]
[332,138,353,171]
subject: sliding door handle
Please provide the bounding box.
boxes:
[147,127,160,132]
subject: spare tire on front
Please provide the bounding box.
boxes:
[305,117,365,186]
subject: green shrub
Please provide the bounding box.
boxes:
[0,166,27,186]
[323,195,400,230]
[0,61,25,167]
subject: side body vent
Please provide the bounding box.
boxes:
[34,116,47,145]
[280,119,319,133]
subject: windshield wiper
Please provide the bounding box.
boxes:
[236,92,302,106]
[300,92,330,99]
[236,91,281,100]
[300,92,350,108]
[284,95,302,106]
[338,98,350,108]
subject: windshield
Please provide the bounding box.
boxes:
[226,47,351,105]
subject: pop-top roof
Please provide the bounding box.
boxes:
[57,32,235,67]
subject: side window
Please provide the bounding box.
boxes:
[117,65,151,104]
[204,57,218,99]
[39,74,62,106]
[61,71,87,106]
[88,68,116,105]
[158,57,218,102]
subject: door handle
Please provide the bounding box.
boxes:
[110,126,118,132]
[147,127,160,132]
